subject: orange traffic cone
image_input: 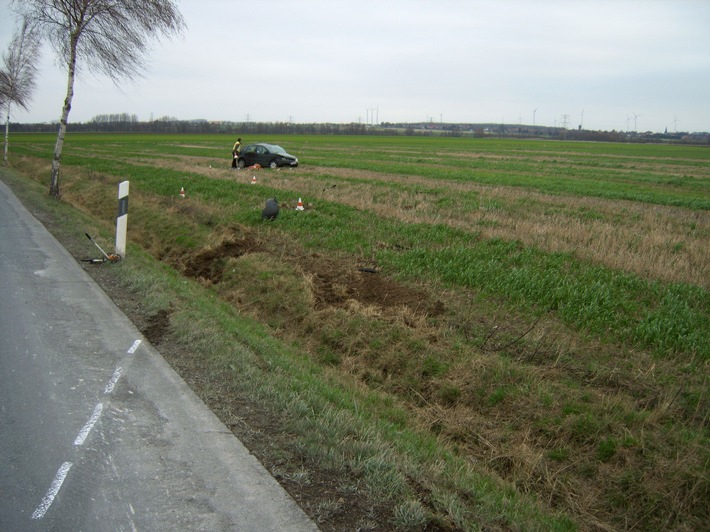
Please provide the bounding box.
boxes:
[180,187,186,198]
[296,198,305,211]
[251,175,257,185]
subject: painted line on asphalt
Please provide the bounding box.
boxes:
[33,338,142,519]
[104,367,123,394]
[74,402,104,446]
[127,339,141,354]
[103,338,140,394]
[31,461,73,520]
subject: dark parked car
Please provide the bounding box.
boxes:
[237,143,299,169]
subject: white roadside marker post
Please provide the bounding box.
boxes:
[116,180,129,259]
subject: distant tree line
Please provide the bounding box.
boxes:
[9,119,375,135]
[7,118,709,144]
[89,113,139,124]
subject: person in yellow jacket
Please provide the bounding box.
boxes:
[231,138,242,168]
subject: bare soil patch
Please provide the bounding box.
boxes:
[161,224,445,319]
[297,252,445,317]
[182,236,263,282]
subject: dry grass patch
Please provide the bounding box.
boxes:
[253,165,709,288]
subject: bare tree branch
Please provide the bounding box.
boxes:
[11,0,186,196]
[1,17,41,166]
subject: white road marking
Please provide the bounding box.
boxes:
[32,338,142,520]
[74,403,103,446]
[104,367,123,394]
[31,461,73,519]
[127,339,141,354]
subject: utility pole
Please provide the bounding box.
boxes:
[365,106,379,126]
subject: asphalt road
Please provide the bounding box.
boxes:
[0,178,317,531]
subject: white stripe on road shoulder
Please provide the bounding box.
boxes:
[104,367,123,394]
[74,403,104,446]
[31,461,73,519]
[127,339,142,354]
[33,338,142,520]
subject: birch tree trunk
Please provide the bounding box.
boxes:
[3,105,9,167]
[49,36,77,199]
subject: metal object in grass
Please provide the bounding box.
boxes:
[85,233,121,262]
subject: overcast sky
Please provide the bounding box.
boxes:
[1,0,709,132]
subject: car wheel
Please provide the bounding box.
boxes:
[237,159,246,169]
[269,160,279,169]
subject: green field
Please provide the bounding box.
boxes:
[3,133,709,530]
